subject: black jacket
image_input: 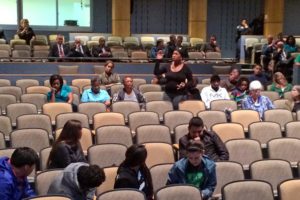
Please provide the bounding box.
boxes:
[179,130,229,161]
[114,164,153,200]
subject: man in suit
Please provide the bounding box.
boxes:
[48,34,70,59]
[92,37,112,58]
[69,38,91,58]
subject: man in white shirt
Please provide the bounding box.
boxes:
[201,75,230,109]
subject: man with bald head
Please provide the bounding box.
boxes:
[49,34,70,58]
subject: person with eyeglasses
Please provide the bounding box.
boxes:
[178,117,229,161]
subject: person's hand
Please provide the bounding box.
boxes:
[193,136,201,141]
[51,87,56,93]
[156,50,164,60]
[213,40,217,46]
[177,82,185,90]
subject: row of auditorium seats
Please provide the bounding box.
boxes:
[2,138,300,200]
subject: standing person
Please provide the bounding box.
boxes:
[179,117,229,161]
[48,163,105,200]
[249,14,264,35]
[262,35,276,73]
[230,77,250,108]
[16,19,35,45]
[48,34,70,59]
[114,144,153,200]
[167,141,216,200]
[0,147,39,200]
[269,72,292,98]
[242,80,274,118]
[47,120,86,169]
[154,49,193,109]
[92,37,112,58]
[235,19,251,60]
[113,76,146,109]
[81,77,111,107]
[201,75,230,109]
[165,35,177,58]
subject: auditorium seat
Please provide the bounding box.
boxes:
[198,110,227,130]
[0,94,17,114]
[212,123,245,143]
[128,112,160,135]
[155,185,201,200]
[78,102,106,125]
[278,179,300,200]
[16,79,39,94]
[21,93,47,113]
[178,100,206,116]
[97,189,146,200]
[7,103,38,126]
[210,99,238,111]
[164,110,193,135]
[145,101,173,122]
[136,124,171,144]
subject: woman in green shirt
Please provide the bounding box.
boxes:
[270,72,292,98]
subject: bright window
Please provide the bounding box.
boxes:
[0,0,17,25]
[23,0,56,26]
[58,0,91,27]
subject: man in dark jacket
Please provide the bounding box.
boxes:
[47,162,105,200]
[0,147,39,200]
[168,141,216,200]
[179,117,229,161]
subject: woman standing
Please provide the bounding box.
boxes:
[154,49,193,109]
[47,120,86,169]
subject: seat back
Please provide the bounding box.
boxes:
[21,94,47,112]
[143,91,168,102]
[56,112,89,129]
[0,94,17,114]
[7,103,38,126]
[138,84,162,94]
[150,164,173,192]
[136,125,171,144]
[35,169,63,195]
[97,189,146,200]
[26,86,51,95]
[128,112,160,135]
[146,101,173,121]
[285,121,300,138]
[156,185,202,200]
[198,110,227,130]
[278,179,300,200]
[231,110,260,132]
[143,143,175,168]
[96,167,118,196]
[164,111,193,134]
[17,114,52,137]
[210,99,238,111]
[112,101,140,122]
[93,112,125,130]
[39,147,52,171]
[260,91,280,101]
[78,102,106,124]
[71,79,91,94]
[42,103,73,124]
[222,180,274,200]
[0,86,22,101]
[178,100,206,116]
[264,109,293,130]
[58,65,79,74]
[88,144,127,168]
[211,123,245,143]
[16,79,39,93]
[95,125,133,147]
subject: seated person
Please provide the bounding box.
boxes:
[165,35,177,58]
[201,75,230,109]
[48,163,105,200]
[150,39,165,59]
[113,76,146,109]
[248,64,268,88]
[0,147,39,200]
[48,34,70,58]
[269,72,292,98]
[230,77,250,108]
[114,144,153,200]
[47,74,77,111]
[273,41,294,82]
[262,35,276,72]
[92,37,112,58]
[220,66,240,91]
[176,35,189,58]
[16,19,35,45]
[47,120,86,169]
[99,60,121,89]
[68,38,91,57]
[167,141,216,200]
[242,80,274,118]
[0,27,6,41]
[291,85,300,112]
[81,77,111,107]
[179,117,229,161]
[201,35,221,56]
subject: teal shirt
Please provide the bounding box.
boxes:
[47,84,72,102]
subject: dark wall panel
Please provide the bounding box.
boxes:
[131,0,188,34]
[93,0,112,33]
[284,0,300,35]
[207,0,263,57]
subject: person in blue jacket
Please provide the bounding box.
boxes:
[0,147,39,200]
[167,141,216,200]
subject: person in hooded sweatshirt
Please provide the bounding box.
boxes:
[0,147,39,200]
[167,141,216,200]
[47,162,105,200]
